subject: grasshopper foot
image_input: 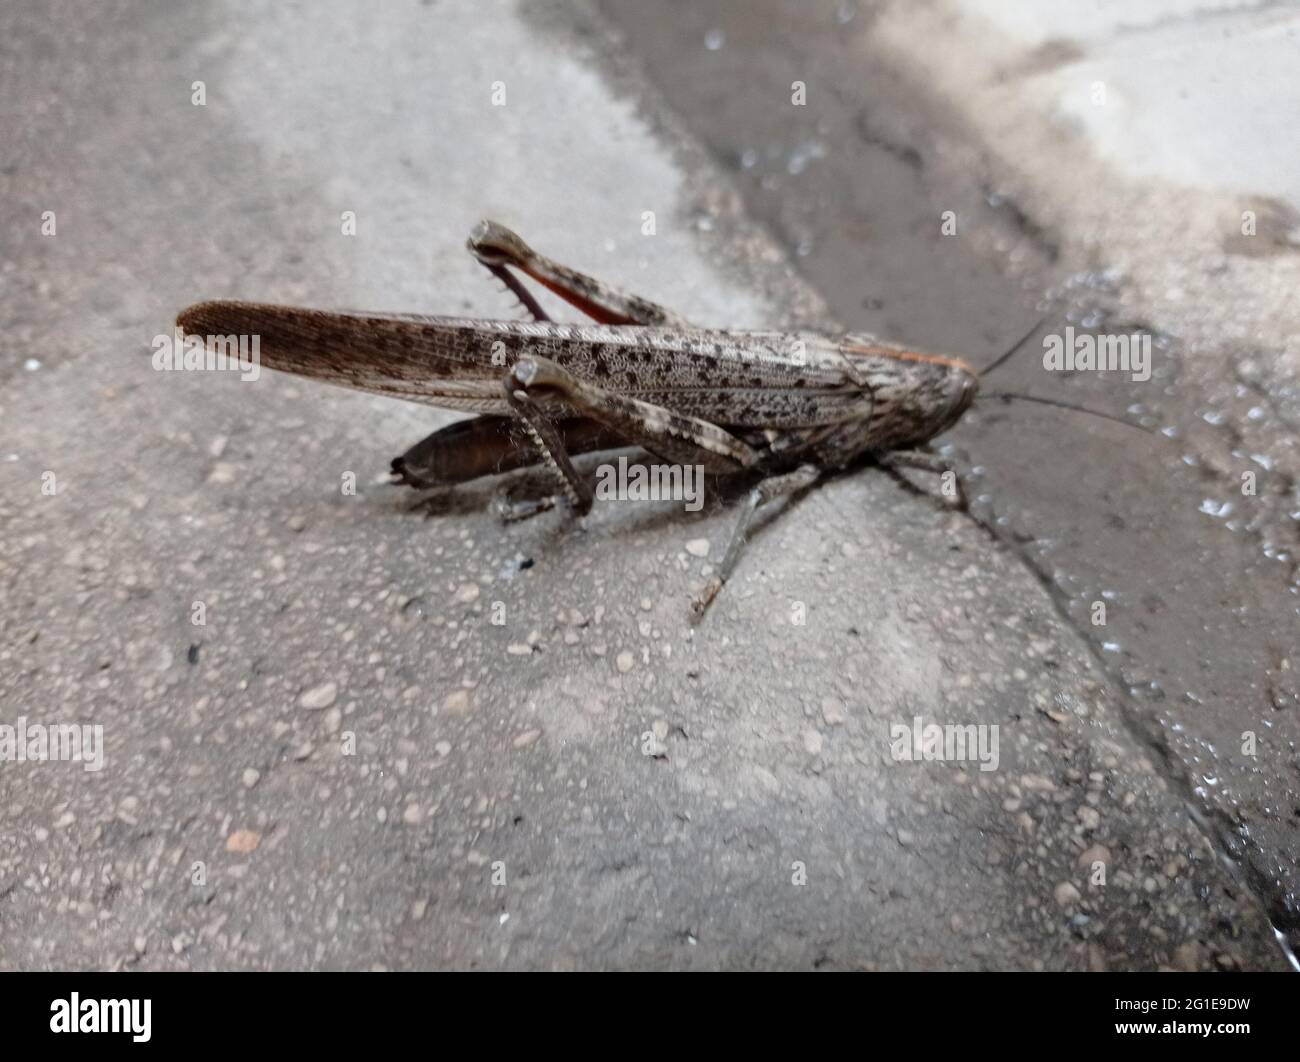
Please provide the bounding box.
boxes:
[691,576,724,620]
[493,492,559,523]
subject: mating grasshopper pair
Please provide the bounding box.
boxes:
[177,221,986,614]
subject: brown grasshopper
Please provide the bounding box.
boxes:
[178,220,1054,614]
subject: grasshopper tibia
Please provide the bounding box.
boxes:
[692,463,822,618]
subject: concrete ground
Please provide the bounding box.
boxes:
[0,0,1291,969]
[864,0,1300,958]
[597,0,1300,960]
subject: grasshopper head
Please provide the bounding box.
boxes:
[916,355,978,443]
[944,361,979,426]
[842,338,979,448]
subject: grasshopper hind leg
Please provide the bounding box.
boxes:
[493,490,560,523]
[479,260,553,324]
[467,220,690,327]
[497,353,758,529]
[503,382,597,517]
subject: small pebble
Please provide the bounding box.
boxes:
[821,698,846,726]
[442,689,471,714]
[513,728,542,749]
[225,829,261,854]
[299,681,338,710]
[207,462,238,485]
[1054,881,1081,907]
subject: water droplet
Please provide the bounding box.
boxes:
[704,28,725,51]
[786,139,826,175]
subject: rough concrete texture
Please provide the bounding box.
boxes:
[860,0,1300,957]
[594,0,1300,957]
[0,0,1288,969]
[872,0,1300,372]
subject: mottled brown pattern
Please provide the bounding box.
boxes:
[176,299,976,475]
[179,301,969,415]
[177,221,977,492]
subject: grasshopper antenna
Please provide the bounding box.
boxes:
[978,392,1154,434]
[979,317,1047,378]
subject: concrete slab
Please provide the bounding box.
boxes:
[858,0,1300,954]
[0,0,1285,969]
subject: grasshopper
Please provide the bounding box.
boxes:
[178,220,1050,614]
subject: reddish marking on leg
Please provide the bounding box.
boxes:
[524,268,637,326]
